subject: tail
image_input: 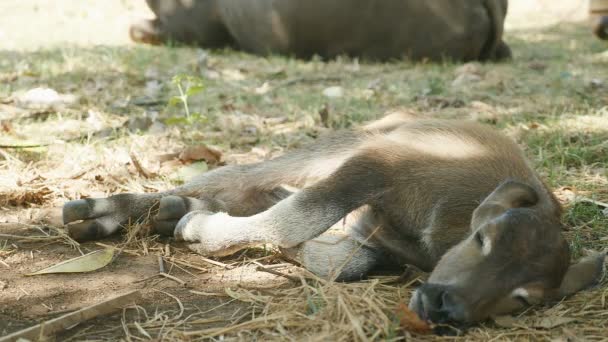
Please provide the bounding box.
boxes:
[479,0,511,61]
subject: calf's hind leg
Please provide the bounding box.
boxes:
[63,128,364,242]
[63,193,223,241]
[63,184,292,242]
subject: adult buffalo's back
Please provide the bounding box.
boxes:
[133,0,511,62]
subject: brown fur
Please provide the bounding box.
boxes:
[62,112,605,327]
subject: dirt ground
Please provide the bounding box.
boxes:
[1,0,608,341]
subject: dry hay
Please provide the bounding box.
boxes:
[60,265,608,341]
[56,218,608,342]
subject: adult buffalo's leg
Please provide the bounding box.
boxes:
[493,40,512,61]
[593,16,608,40]
[129,18,164,45]
[132,0,234,48]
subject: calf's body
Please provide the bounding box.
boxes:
[63,113,605,326]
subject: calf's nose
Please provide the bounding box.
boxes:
[415,284,467,324]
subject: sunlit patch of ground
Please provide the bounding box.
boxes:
[1,0,607,340]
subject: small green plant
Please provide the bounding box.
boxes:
[166,74,206,124]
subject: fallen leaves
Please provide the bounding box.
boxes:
[15,87,77,109]
[26,248,115,276]
[170,161,209,183]
[0,186,53,207]
[178,144,222,164]
[152,144,224,183]
[396,302,432,334]
[322,86,344,98]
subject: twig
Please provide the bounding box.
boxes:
[166,257,208,273]
[158,256,165,273]
[189,290,228,297]
[577,197,608,208]
[129,152,153,179]
[158,272,186,286]
[197,256,233,269]
[255,265,299,282]
[134,274,159,283]
[152,289,185,320]
[0,142,52,148]
[254,263,292,270]
[277,76,342,89]
[0,233,64,242]
[0,290,141,342]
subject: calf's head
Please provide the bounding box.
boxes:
[410,181,606,326]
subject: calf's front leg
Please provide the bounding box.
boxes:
[174,153,390,256]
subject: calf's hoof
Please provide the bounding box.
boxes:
[63,199,125,241]
[153,195,226,236]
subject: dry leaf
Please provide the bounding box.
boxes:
[170,161,208,183]
[0,290,140,341]
[1,186,53,207]
[26,249,114,276]
[15,87,77,109]
[396,302,432,334]
[179,145,222,164]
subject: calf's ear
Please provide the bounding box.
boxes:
[472,181,539,228]
[483,180,539,209]
[558,252,606,297]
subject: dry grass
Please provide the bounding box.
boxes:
[1,0,608,341]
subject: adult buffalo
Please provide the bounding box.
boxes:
[131,0,511,62]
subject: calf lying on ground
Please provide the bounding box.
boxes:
[63,112,605,327]
[131,0,512,62]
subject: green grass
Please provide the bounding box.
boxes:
[2,21,606,223]
[1,9,608,340]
